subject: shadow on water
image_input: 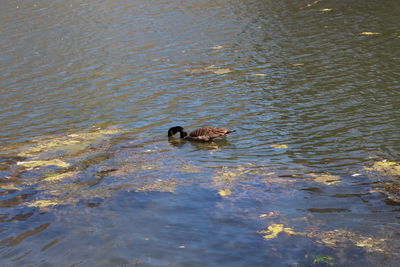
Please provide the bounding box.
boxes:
[168,137,234,150]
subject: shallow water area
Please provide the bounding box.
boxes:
[1,0,400,266]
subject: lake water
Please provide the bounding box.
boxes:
[1,0,399,266]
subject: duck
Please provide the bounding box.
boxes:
[168,126,235,141]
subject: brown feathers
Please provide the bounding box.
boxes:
[167,126,235,141]
[188,126,234,141]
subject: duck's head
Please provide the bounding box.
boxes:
[168,126,188,138]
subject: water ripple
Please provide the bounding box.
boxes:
[0,0,400,263]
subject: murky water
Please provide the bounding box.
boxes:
[1,0,400,266]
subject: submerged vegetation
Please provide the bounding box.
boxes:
[310,255,336,266]
[16,129,120,158]
[1,128,122,210]
[306,229,388,253]
[17,159,70,169]
[364,160,400,203]
[257,224,389,254]
[306,173,341,185]
[0,130,399,262]
[364,160,400,177]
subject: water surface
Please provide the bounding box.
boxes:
[1,0,400,266]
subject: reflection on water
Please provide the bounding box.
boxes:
[1,0,400,265]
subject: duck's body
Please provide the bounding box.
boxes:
[168,126,235,141]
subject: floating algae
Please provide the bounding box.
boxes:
[257,223,389,254]
[42,171,79,182]
[17,159,70,170]
[17,128,120,158]
[0,183,20,191]
[218,188,232,197]
[364,160,400,177]
[3,130,199,211]
[5,128,123,211]
[376,181,400,204]
[307,173,341,185]
[364,160,400,203]
[257,224,297,239]
[211,165,307,197]
[305,229,388,253]
[28,199,62,208]
[211,166,251,196]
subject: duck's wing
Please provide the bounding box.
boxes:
[189,126,234,140]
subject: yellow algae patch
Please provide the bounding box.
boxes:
[308,173,341,185]
[257,225,389,253]
[42,171,78,182]
[257,224,297,239]
[218,189,232,197]
[306,229,387,253]
[136,178,179,193]
[0,184,20,190]
[364,160,400,176]
[18,139,79,157]
[28,199,61,208]
[17,128,121,157]
[212,166,264,193]
[270,144,288,149]
[355,237,387,252]
[67,128,120,136]
[358,32,381,36]
[17,159,70,169]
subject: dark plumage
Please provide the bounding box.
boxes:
[168,126,235,141]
